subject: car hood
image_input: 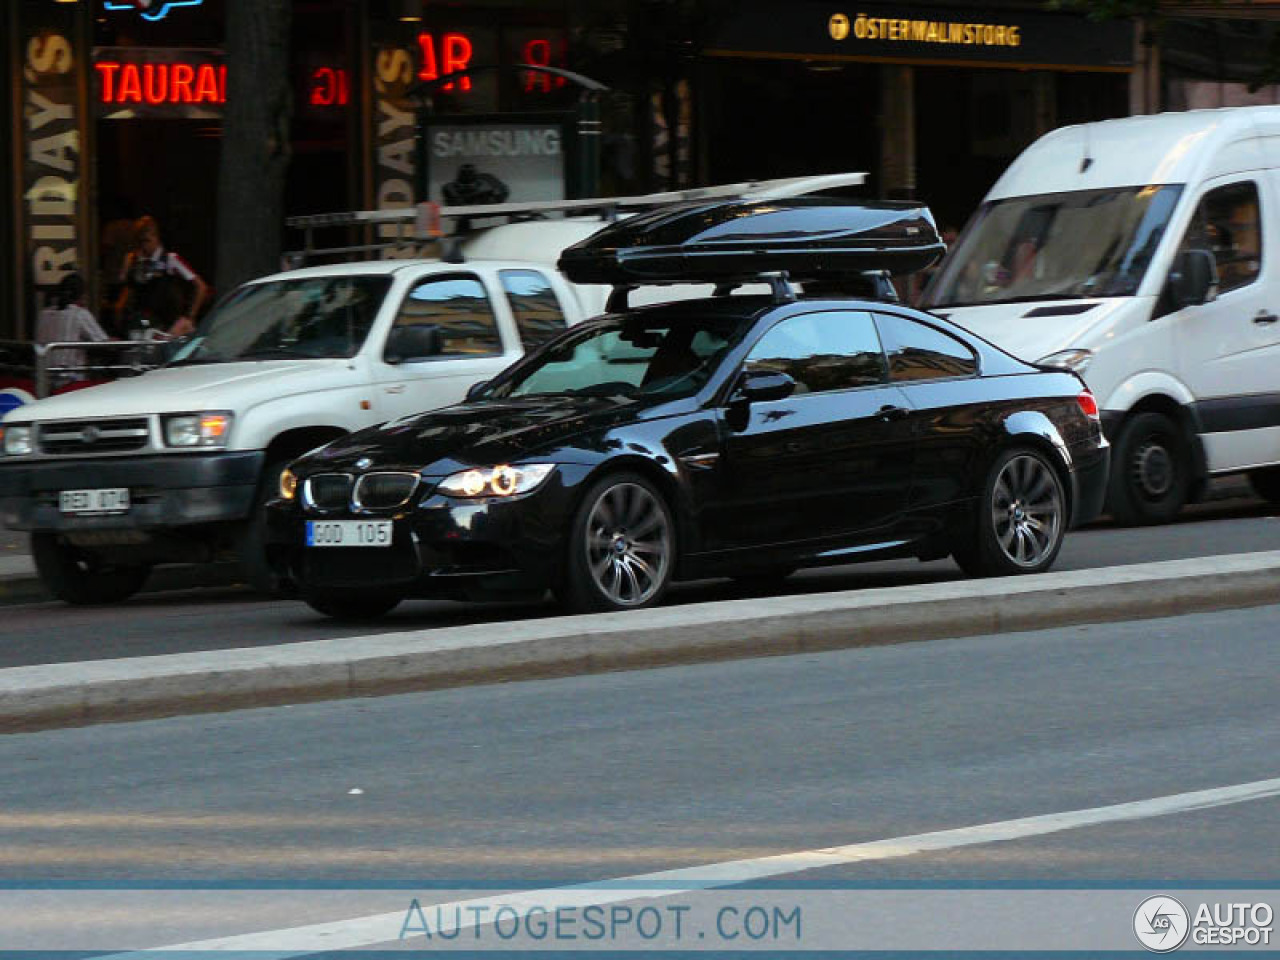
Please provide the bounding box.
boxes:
[304,394,671,474]
[934,298,1137,363]
[9,359,356,421]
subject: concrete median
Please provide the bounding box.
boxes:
[1,550,1277,733]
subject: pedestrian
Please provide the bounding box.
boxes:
[115,215,209,340]
[35,272,112,385]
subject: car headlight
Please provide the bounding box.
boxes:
[1037,349,1094,375]
[279,468,298,500]
[437,464,555,498]
[163,412,233,448]
[0,425,34,456]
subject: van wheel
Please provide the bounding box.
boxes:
[1107,412,1189,525]
[953,447,1067,577]
[559,472,675,614]
[31,533,151,605]
[1248,466,1280,504]
[303,588,402,621]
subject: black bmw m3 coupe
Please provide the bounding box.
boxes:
[264,198,1109,619]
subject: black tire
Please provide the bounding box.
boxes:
[559,472,676,614]
[31,532,151,605]
[1107,411,1190,525]
[303,587,402,621]
[239,458,290,595]
[1248,466,1280,504]
[952,446,1068,577]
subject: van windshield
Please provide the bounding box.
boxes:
[925,185,1183,308]
[168,275,391,365]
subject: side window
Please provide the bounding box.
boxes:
[394,275,502,357]
[500,270,569,351]
[745,311,887,395]
[875,313,978,382]
[1176,181,1262,294]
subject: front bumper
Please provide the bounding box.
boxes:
[265,468,587,598]
[0,451,265,532]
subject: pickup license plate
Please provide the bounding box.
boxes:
[306,520,393,548]
[59,488,131,515]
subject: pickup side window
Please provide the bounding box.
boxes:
[394,275,502,357]
[1175,181,1262,295]
[874,313,978,382]
[745,311,887,395]
[500,269,569,351]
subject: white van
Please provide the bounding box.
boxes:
[924,106,1280,523]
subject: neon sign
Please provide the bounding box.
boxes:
[309,67,350,107]
[521,39,567,92]
[416,32,473,91]
[102,0,205,23]
[96,60,226,104]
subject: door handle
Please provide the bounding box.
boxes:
[877,404,910,422]
[1254,310,1279,325]
[384,384,406,394]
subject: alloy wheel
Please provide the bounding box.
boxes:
[991,454,1064,569]
[584,482,672,606]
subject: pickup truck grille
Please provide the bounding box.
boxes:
[38,418,150,455]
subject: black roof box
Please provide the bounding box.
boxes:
[557,198,944,286]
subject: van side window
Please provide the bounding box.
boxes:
[874,313,978,381]
[394,275,502,357]
[500,270,568,351]
[1177,182,1262,294]
[745,311,887,394]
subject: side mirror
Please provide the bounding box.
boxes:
[465,379,490,401]
[1167,249,1219,310]
[732,369,797,404]
[384,324,442,364]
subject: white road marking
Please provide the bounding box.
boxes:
[102,775,1280,957]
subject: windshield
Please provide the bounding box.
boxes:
[925,185,1183,308]
[487,313,751,401]
[168,275,391,365]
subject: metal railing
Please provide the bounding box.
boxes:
[0,339,171,400]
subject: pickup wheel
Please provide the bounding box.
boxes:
[239,458,290,595]
[1106,412,1190,525]
[31,533,151,605]
[303,587,402,621]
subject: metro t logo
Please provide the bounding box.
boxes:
[103,0,205,22]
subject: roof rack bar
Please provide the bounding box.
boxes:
[762,272,796,303]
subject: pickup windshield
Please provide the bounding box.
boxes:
[925,185,1183,308]
[168,276,391,365]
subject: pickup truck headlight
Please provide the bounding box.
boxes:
[0,425,34,456]
[437,464,555,498]
[163,412,233,448]
[1037,349,1094,375]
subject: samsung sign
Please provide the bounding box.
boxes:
[427,123,566,204]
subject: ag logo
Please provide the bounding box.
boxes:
[829,13,850,40]
[1134,896,1190,952]
[102,0,205,23]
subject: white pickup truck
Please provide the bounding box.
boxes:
[0,176,866,604]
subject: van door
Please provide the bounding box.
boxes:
[1171,175,1280,472]
[372,272,520,422]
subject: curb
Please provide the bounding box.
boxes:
[2,551,1278,733]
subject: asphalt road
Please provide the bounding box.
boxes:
[0,492,1277,669]
[1,603,1276,893]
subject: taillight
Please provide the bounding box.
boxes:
[1077,390,1100,420]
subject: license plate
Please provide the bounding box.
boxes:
[59,487,131,515]
[306,520,393,548]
